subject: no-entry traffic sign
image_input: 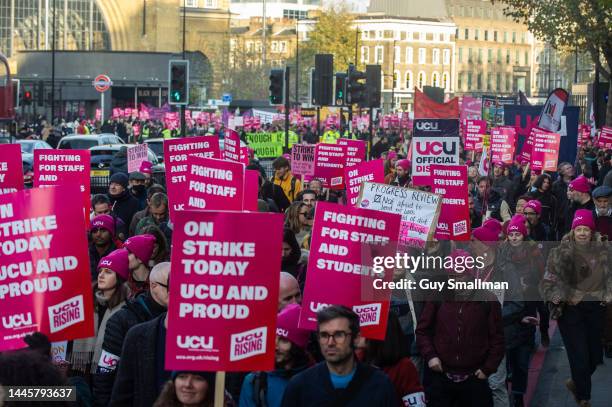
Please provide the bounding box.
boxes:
[93,74,112,92]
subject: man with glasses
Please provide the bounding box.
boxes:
[523,200,548,241]
[89,214,120,281]
[94,262,170,406]
[281,305,397,406]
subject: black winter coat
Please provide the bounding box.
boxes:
[281,362,397,407]
[92,293,166,407]
[109,190,139,231]
[110,315,165,407]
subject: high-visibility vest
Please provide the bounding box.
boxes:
[162,128,172,139]
[321,130,340,144]
[142,127,150,139]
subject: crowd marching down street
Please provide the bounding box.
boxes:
[0,87,611,407]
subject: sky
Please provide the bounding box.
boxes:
[323,0,370,12]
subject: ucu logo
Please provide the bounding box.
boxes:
[415,141,456,155]
[2,312,33,329]
[52,301,80,315]
[100,260,112,267]
[177,335,214,350]
[276,328,289,337]
[309,302,331,313]
[416,121,438,131]
[102,354,118,367]
[235,331,263,343]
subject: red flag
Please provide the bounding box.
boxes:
[414,89,459,119]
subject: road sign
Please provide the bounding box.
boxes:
[93,74,112,92]
[222,93,232,103]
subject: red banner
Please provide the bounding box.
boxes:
[431,165,471,241]
[414,89,459,119]
[598,126,612,150]
[338,139,367,167]
[0,186,94,351]
[491,127,517,164]
[165,211,283,371]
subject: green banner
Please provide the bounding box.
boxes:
[245,131,299,158]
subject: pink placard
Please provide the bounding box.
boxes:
[164,136,222,220]
[165,210,283,371]
[411,137,461,186]
[598,126,612,150]
[578,124,591,147]
[181,156,244,212]
[34,150,90,218]
[464,119,486,152]
[299,202,401,339]
[431,165,471,241]
[460,96,482,129]
[313,143,346,190]
[531,130,561,171]
[127,143,149,173]
[224,129,242,162]
[491,127,517,164]
[519,128,536,163]
[0,144,23,194]
[0,186,94,351]
[243,169,259,211]
[338,139,367,167]
[291,144,315,177]
[344,159,385,206]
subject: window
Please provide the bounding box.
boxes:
[361,46,369,64]
[504,32,508,43]
[458,72,463,91]
[515,50,519,64]
[477,73,482,90]
[394,46,401,63]
[204,0,217,7]
[401,32,406,41]
[418,72,426,89]
[443,49,450,65]
[375,46,384,63]
[512,32,516,43]
[185,0,198,6]
[497,49,502,63]
[474,29,479,41]
[393,70,400,89]
[458,48,463,63]
[405,71,413,89]
[279,41,287,53]
[283,10,308,19]
[487,74,492,90]
[406,47,413,63]
[464,28,469,40]
[432,48,440,64]
[506,50,510,64]
[418,48,426,64]
[484,30,488,41]
[442,72,449,90]
[521,33,525,43]
[506,74,511,91]
[376,31,383,39]
[271,41,278,53]
[467,72,473,89]
[432,72,440,87]
[414,32,420,40]
[478,48,483,63]
[468,48,473,62]
[246,41,253,52]
[406,31,413,41]
[524,51,529,65]
[439,33,444,42]
[496,73,501,91]
[487,49,492,63]
[362,31,369,40]
[494,31,498,42]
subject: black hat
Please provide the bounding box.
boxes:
[109,172,129,189]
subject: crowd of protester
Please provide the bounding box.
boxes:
[1,115,611,407]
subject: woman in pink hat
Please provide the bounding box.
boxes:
[541,209,612,406]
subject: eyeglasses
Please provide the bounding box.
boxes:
[524,211,537,216]
[318,331,352,343]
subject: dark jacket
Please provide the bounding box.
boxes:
[594,211,612,240]
[110,314,165,407]
[493,175,514,202]
[109,148,128,176]
[93,293,166,407]
[416,297,505,376]
[109,190,139,231]
[281,361,397,407]
[129,208,149,237]
[88,242,116,281]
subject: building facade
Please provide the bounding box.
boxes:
[229,0,322,20]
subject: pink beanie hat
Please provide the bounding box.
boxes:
[276,304,310,349]
[396,159,410,172]
[524,200,542,215]
[445,249,477,277]
[124,234,156,264]
[569,176,591,194]
[90,214,116,236]
[507,215,528,237]
[98,249,130,281]
[571,209,595,230]
[483,218,502,236]
[139,161,153,175]
[473,220,501,244]
[387,151,398,161]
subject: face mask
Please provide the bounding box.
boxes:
[132,185,146,195]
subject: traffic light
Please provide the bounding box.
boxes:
[346,64,366,106]
[22,89,32,106]
[314,54,333,106]
[169,60,189,105]
[366,65,382,108]
[309,68,319,105]
[269,68,285,105]
[334,72,347,106]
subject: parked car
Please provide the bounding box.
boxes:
[57,134,124,150]
[145,138,165,163]
[17,139,53,154]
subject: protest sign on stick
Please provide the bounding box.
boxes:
[291,144,316,177]
[357,182,442,249]
[531,130,561,171]
[313,143,346,190]
[127,143,149,173]
[338,139,367,167]
[0,186,94,351]
[185,157,244,212]
[490,127,517,164]
[344,159,385,206]
[0,144,23,194]
[165,210,283,371]
[430,165,471,241]
[410,137,460,186]
[298,202,401,339]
